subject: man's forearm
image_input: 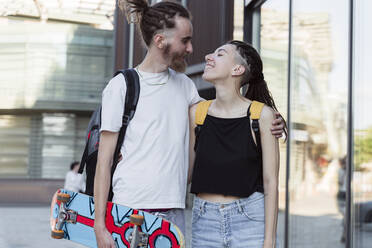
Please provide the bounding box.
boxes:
[94,131,118,227]
[94,159,112,226]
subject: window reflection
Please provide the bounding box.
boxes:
[290,1,349,246]
[260,1,289,247]
[353,1,372,247]
[262,0,349,246]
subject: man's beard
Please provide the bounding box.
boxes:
[163,44,188,72]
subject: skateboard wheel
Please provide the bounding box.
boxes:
[51,229,65,239]
[130,214,144,226]
[57,193,70,203]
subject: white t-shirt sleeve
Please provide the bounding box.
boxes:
[185,77,202,106]
[100,74,126,133]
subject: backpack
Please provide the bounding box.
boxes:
[78,69,140,201]
[194,100,265,154]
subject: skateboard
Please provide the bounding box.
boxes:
[50,189,185,248]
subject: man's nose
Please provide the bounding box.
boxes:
[186,42,193,54]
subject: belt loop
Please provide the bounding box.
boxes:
[237,199,243,213]
[201,200,206,214]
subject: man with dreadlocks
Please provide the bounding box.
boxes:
[94,1,284,247]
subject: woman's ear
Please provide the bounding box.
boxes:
[232,64,246,76]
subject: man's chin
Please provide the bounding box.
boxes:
[170,59,187,73]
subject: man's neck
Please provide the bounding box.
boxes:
[137,49,169,73]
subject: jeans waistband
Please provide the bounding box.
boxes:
[193,192,264,212]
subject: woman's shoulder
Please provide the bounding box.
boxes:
[259,104,275,124]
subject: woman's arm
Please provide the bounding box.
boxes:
[188,104,198,184]
[259,106,280,248]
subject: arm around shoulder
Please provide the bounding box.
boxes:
[188,104,198,184]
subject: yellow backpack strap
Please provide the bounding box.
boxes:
[195,100,213,125]
[250,100,264,120]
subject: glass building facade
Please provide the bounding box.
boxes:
[0,0,116,179]
[244,0,372,247]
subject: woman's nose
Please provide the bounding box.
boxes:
[205,53,212,62]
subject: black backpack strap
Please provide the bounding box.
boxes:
[109,68,140,200]
[78,142,89,173]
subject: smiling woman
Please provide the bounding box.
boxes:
[189,40,286,248]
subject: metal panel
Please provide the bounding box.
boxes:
[346,0,354,247]
[28,115,43,178]
[0,115,30,177]
[187,0,234,66]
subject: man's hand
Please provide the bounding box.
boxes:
[95,224,116,248]
[271,112,285,138]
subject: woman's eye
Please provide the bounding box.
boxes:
[217,54,223,57]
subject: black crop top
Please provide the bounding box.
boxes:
[190,112,264,198]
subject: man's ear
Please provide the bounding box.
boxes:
[153,33,165,49]
[232,64,246,76]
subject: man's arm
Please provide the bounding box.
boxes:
[94,131,119,248]
[271,112,285,138]
[188,104,197,184]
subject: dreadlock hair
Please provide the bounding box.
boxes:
[119,0,191,47]
[228,40,288,139]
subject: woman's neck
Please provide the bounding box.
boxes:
[213,80,247,114]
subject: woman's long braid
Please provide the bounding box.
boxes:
[229,40,288,138]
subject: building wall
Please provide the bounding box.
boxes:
[0,9,115,203]
[0,19,114,112]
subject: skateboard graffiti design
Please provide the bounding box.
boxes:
[50,189,184,248]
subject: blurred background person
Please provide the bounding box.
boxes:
[64,161,86,193]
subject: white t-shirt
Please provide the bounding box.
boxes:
[100,68,201,209]
[64,171,86,193]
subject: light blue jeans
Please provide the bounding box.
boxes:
[192,192,278,248]
[153,208,185,235]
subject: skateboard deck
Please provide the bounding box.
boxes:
[50,189,185,248]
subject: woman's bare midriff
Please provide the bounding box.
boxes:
[197,193,240,204]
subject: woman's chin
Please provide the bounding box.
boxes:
[202,72,214,82]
